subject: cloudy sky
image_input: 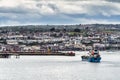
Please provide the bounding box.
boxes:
[0,0,120,26]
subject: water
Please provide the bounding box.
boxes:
[0,51,120,80]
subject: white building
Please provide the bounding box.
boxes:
[6,40,18,45]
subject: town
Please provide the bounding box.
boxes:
[0,24,120,53]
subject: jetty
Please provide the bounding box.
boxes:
[0,51,75,58]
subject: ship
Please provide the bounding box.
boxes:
[81,50,101,62]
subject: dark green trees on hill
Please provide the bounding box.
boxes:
[74,28,81,32]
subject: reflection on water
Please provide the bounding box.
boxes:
[0,51,120,80]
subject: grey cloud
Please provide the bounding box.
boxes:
[0,7,34,14]
[106,0,120,3]
[0,7,26,14]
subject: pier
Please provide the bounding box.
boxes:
[0,51,75,58]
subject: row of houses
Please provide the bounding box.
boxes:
[0,30,120,51]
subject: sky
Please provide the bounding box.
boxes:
[0,0,120,26]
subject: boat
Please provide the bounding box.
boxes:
[0,54,10,58]
[81,50,101,62]
[65,52,75,56]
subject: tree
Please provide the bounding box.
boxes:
[50,27,55,32]
[74,28,80,32]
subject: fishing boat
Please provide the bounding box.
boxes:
[81,50,101,62]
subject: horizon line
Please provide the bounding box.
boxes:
[1,23,120,27]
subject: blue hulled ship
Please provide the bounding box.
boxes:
[81,50,101,62]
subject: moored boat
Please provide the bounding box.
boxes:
[65,52,75,56]
[0,54,10,58]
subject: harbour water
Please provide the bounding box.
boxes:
[0,51,120,80]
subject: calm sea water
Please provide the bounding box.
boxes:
[0,51,120,80]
